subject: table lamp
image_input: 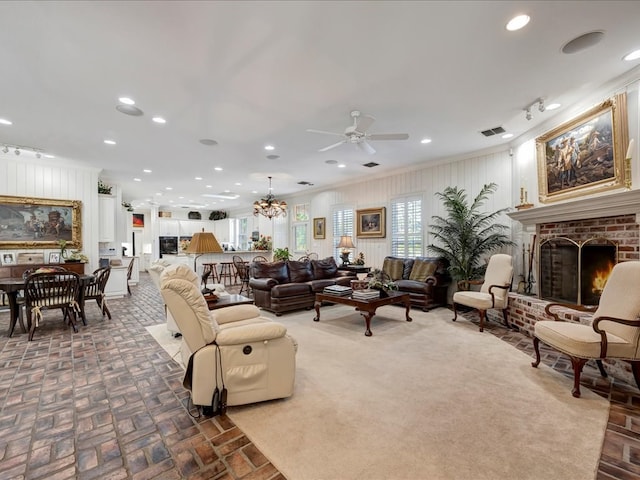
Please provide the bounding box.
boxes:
[338,235,355,266]
[185,229,223,294]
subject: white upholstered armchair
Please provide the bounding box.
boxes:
[532,261,640,398]
[452,254,513,332]
[160,264,297,410]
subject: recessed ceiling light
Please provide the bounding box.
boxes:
[118,97,135,105]
[235,182,242,186]
[251,190,258,194]
[506,14,530,31]
[152,116,166,124]
[44,154,55,158]
[546,103,561,111]
[199,139,218,146]
[501,133,514,139]
[195,176,202,180]
[325,159,338,165]
[179,196,184,199]
[0,118,12,125]
[206,185,212,188]
[214,167,223,171]
[338,164,346,168]
[133,178,141,182]
[264,145,275,151]
[420,138,432,144]
[155,192,162,196]
[165,187,173,190]
[143,169,152,173]
[104,139,116,145]
[623,49,640,61]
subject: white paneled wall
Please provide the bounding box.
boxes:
[0,154,102,270]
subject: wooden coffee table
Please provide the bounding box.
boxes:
[313,291,412,336]
[207,294,254,310]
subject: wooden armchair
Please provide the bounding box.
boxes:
[532,261,640,397]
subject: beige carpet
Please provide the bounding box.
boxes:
[148,305,609,480]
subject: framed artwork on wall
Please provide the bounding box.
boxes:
[313,217,326,239]
[132,213,144,228]
[536,93,628,204]
[0,195,82,250]
[356,207,386,238]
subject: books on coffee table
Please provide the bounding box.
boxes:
[323,285,353,296]
[352,289,380,300]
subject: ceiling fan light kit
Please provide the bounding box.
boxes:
[307,110,409,154]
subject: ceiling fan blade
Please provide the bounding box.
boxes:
[306,128,345,137]
[319,140,347,152]
[368,133,409,141]
[355,114,375,134]
[358,140,376,155]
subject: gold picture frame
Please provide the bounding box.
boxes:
[536,93,628,203]
[0,195,82,250]
[313,217,326,239]
[356,207,386,238]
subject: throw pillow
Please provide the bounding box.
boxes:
[409,259,438,281]
[382,257,405,281]
[311,257,338,279]
[288,260,314,283]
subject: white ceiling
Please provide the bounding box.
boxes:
[1,1,639,211]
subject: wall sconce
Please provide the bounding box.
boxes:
[523,98,545,121]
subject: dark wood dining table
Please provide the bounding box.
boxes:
[0,274,95,337]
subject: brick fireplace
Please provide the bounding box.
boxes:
[496,189,640,384]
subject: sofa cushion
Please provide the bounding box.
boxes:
[409,259,438,281]
[312,257,339,279]
[288,260,314,283]
[396,279,433,294]
[251,260,290,284]
[271,283,312,298]
[382,257,405,281]
[308,279,336,292]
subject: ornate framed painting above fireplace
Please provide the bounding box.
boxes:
[536,92,628,204]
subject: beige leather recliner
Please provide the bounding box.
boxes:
[160,264,297,409]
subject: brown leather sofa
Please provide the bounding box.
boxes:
[249,257,356,315]
[381,256,451,311]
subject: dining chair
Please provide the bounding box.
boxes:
[253,255,269,263]
[24,271,81,341]
[232,255,250,296]
[126,258,134,295]
[83,266,112,320]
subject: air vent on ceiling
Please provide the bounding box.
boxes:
[362,162,380,168]
[480,126,506,137]
[297,181,314,186]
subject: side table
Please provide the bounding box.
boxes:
[337,265,371,275]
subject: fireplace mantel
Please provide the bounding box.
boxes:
[508,189,640,228]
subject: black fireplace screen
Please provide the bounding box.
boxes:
[539,237,617,305]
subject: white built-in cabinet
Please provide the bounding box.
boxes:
[98,194,116,242]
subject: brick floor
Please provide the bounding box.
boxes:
[1,274,639,479]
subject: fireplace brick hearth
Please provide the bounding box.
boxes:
[499,191,640,385]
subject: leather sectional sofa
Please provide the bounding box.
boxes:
[249,257,356,315]
[381,256,451,311]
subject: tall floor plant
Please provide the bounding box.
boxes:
[428,183,514,287]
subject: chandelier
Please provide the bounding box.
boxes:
[253,176,287,219]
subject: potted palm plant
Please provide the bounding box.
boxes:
[428,183,514,288]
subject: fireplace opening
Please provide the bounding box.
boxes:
[539,237,617,305]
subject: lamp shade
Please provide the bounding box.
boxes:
[338,235,355,249]
[185,229,223,254]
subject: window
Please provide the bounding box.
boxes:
[332,208,354,260]
[294,204,309,221]
[391,196,422,257]
[293,223,308,253]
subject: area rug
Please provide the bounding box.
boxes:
[147,305,609,480]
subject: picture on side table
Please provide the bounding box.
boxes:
[313,217,326,239]
[1,252,15,265]
[356,207,386,238]
[49,252,61,264]
[536,92,628,204]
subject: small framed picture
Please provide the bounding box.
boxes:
[313,217,326,239]
[1,252,16,265]
[49,252,61,264]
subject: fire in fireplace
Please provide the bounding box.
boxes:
[539,237,617,305]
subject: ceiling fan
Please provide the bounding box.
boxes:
[306,110,409,154]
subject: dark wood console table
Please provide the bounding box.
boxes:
[0,262,85,279]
